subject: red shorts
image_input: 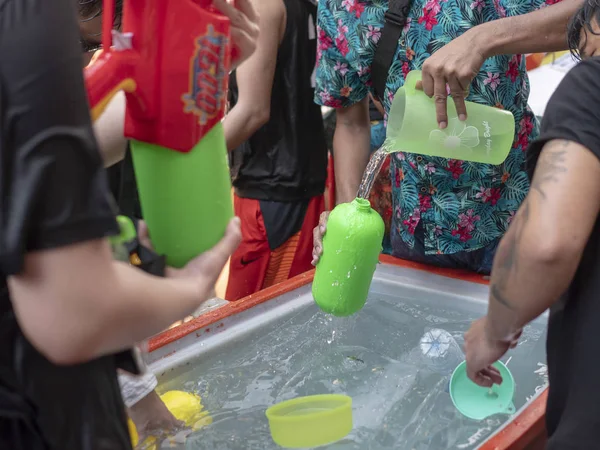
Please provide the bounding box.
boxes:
[226,195,324,301]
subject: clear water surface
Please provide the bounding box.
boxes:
[157,290,548,450]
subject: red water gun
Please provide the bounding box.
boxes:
[85,0,235,268]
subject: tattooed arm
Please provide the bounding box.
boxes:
[485,139,600,342]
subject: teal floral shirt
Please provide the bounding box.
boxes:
[315,0,557,255]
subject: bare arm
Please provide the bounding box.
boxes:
[476,0,583,57]
[333,97,371,204]
[486,140,600,341]
[8,219,240,365]
[223,0,285,151]
[421,0,583,126]
[86,51,128,167]
[94,91,128,167]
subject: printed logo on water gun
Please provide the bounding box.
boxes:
[182,25,228,125]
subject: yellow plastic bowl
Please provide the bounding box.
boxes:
[266,394,352,448]
[128,390,212,448]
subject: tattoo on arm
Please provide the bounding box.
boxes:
[490,199,530,310]
[530,140,569,199]
[490,283,515,310]
[490,140,569,310]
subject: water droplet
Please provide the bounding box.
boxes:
[327,329,336,344]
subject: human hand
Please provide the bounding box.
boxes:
[128,391,185,445]
[311,211,330,266]
[213,0,260,70]
[138,218,241,299]
[417,30,487,128]
[464,317,519,387]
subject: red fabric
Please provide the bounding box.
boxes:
[226,195,324,301]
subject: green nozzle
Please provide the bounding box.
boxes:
[110,215,137,246]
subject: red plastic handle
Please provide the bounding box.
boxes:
[103,0,114,51]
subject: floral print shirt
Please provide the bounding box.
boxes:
[315,0,557,255]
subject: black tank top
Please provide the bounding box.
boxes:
[228,0,327,202]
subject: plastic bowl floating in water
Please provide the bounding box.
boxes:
[266,394,352,448]
[450,361,516,420]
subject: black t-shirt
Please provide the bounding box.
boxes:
[229,0,328,203]
[527,56,600,450]
[228,0,327,247]
[0,1,131,449]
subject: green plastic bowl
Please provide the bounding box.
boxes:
[266,394,352,448]
[450,361,516,420]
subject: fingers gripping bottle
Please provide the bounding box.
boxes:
[312,198,385,317]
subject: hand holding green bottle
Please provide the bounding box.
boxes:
[312,199,384,317]
[113,215,241,300]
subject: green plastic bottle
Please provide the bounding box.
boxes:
[312,198,385,317]
[130,122,233,268]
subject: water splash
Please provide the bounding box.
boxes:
[327,329,336,345]
[356,143,392,199]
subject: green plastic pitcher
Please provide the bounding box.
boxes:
[385,71,515,165]
[130,122,233,268]
[312,198,384,317]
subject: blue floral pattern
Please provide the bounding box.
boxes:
[315,0,555,255]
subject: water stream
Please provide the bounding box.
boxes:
[356,145,391,200]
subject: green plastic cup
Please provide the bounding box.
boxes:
[386,70,515,165]
[450,361,516,420]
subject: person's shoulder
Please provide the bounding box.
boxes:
[543,56,600,116]
[555,56,600,96]
[574,54,600,69]
[566,55,600,76]
[532,56,600,172]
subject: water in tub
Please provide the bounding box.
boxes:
[156,292,547,449]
